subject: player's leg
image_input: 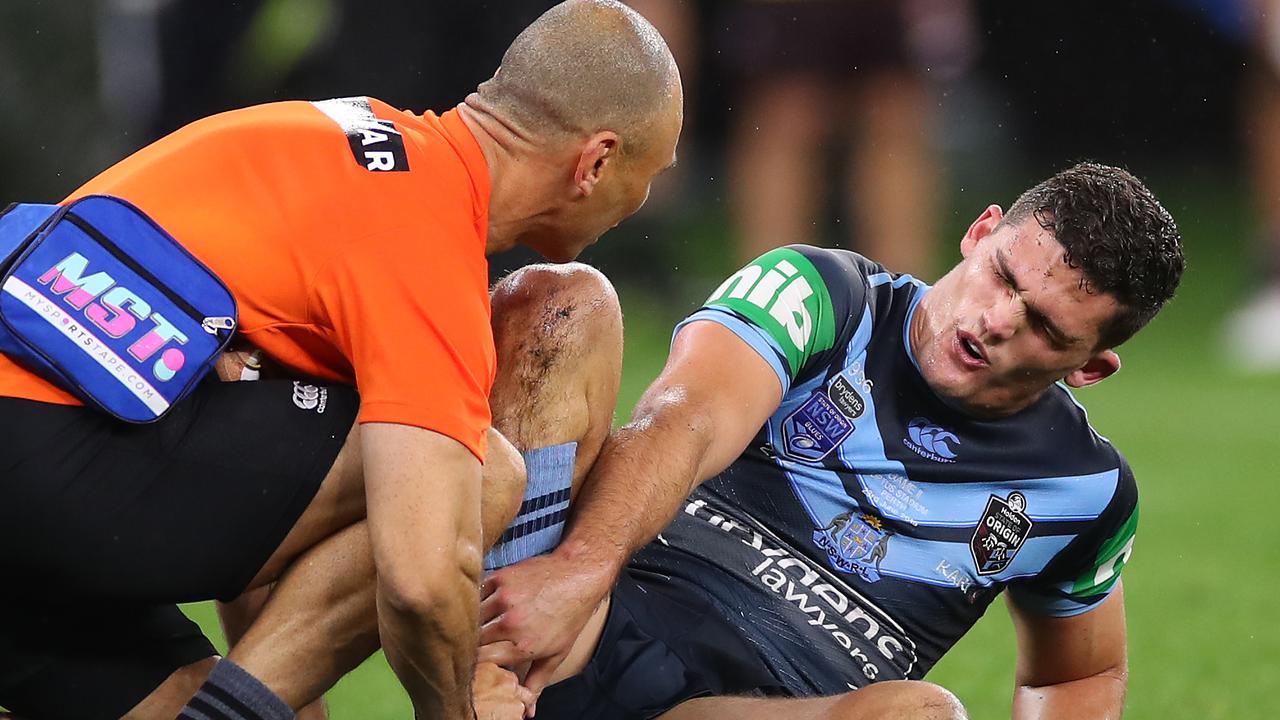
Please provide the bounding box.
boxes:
[224,261,624,708]
[658,682,967,720]
[125,431,527,719]
[136,262,625,714]
[488,261,623,480]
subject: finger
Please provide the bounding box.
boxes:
[478,613,523,648]
[479,587,507,623]
[523,652,567,698]
[480,572,501,599]
[516,682,537,718]
[477,640,526,666]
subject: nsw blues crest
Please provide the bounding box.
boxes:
[783,390,855,461]
[814,511,893,582]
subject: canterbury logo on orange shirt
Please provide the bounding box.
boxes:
[312,97,410,172]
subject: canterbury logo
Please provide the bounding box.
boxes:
[292,381,328,414]
[904,417,959,462]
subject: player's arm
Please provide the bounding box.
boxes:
[478,320,783,694]
[364,422,484,720]
[565,318,783,572]
[1009,582,1128,720]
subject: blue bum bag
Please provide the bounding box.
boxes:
[0,195,237,423]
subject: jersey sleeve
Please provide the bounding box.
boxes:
[1007,459,1139,617]
[673,245,865,395]
[315,223,494,461]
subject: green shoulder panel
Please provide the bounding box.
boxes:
[704,247,836,379]
[1070,504,1138,599]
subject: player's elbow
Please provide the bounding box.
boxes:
[623,383,717,480]
[629,383,716,443]
[377,540,483,618]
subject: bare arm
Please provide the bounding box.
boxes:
[1010,583,1129,720]
[561,321,782,576]
[478,321,782,696]
[364,422,485,719]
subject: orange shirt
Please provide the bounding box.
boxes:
[0,97,494,459]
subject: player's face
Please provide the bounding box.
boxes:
[910,206,1123,418]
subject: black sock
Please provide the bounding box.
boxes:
[177,658,295,720]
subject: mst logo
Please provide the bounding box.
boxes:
[903,417,959,463]
[35,252,190,382]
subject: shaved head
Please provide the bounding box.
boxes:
[476,0,680,155]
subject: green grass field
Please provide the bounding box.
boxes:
[170,175,1280,717]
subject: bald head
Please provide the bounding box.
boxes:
[476,0,680,155]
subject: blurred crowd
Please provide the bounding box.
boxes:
[2,0,1277,368]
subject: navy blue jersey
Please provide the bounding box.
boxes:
[630,246,1138,693]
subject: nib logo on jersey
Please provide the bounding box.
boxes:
[903,417,959,463]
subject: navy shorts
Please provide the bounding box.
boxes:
[0,377,358,718]
[535,567,786,720]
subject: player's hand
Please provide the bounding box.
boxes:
[472,662,535,720]
[477,551,611,706]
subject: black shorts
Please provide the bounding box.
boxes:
[535,568,786,720]
[537,498,930,719]
[0,377,358,718]
[0,600,215,720]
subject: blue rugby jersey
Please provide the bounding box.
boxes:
[629,245,1138,693]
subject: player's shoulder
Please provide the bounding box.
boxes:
[177,99,345,141]
[779,245,883,286]
[1029,384,1131,479]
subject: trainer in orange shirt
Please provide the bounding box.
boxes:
[0,2,682,719]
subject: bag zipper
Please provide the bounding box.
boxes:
[64,213,232,336]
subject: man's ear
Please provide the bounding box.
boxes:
[574,131,620,197]
[1064,350,1121,388]
[959,204,1004,258]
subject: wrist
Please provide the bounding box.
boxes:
[553,533,625,588]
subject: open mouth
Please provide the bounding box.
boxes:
[955,331,988,367]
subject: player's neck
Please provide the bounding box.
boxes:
[457,98,560,256]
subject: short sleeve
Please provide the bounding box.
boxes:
[1008,462,1139,617]
[315,224,494,461]
[673,245,863,395]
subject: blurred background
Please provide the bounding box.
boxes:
[1,0,1277,718]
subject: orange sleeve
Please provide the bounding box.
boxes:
[315,221,494,461]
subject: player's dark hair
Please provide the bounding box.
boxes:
[1004,162,1185,349]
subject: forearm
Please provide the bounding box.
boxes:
[378,559,482,720]
[555,390,714,582]
[1012,668,1127,720]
